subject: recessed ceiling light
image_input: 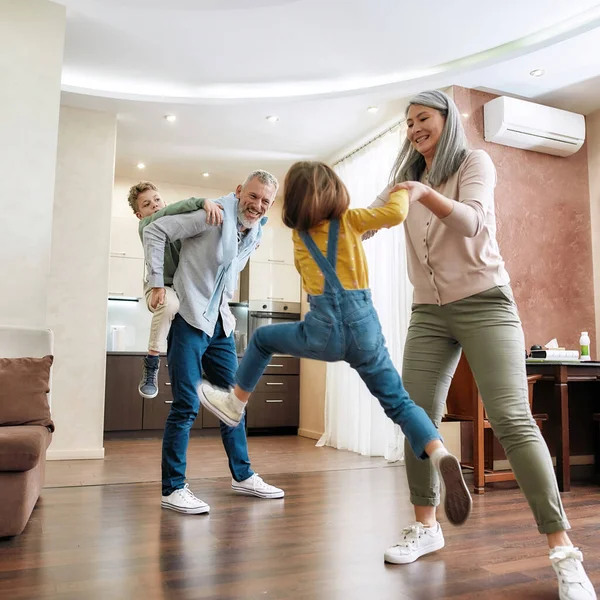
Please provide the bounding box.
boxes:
[164,114,177,122]
[202,172,210,177]
[367,106,379,114]
[266,115,279,122]
[136,162,146,170]
[530,69,545,77]
[462,113,469,118]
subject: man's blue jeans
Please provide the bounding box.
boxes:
[162,314,253,496]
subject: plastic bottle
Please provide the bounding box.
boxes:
[579,331,591,362]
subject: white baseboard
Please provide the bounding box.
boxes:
[298,428,322,441]
[493,455,594,471]
[46,448,105,461]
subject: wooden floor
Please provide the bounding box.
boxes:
[45,434,395,488]
[2,437,600,599]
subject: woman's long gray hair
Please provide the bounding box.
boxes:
[390,90,469,187]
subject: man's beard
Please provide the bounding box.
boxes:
[237,206,259,229]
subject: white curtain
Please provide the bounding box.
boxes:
[317,124,413,461]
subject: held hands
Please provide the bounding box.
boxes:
[390,181,429,204]
[363,182,426,242]
[150,287,166,309]
[204,199,224,226]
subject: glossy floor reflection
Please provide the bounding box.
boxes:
[2,462,599,599]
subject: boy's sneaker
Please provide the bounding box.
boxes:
[438,454,472,526]
[231,474,285,499]
[384,522,445,564]
[550,546,597,600]
[199,383,244,427]
[139,356,159,399]
[161,484,210,515]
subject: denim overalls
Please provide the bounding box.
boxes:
[236,219,441,459]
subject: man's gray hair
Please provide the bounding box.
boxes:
[242,169,279,195]
[390,90,469,188]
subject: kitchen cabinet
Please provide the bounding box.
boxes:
[107,215,145,299]
[247,390,300,429]
[104,355,144,431]
[104,354,300,432]
[241,223,301,305]
[247,357,300,432]
[141,360,203,430]
[104,354,202,431]
[143,397,204,430]
[108,256,145,299]
[251,227,295,266]
[247,262,301,303]
[110,216,144,259]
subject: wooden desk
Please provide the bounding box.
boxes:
[526,360,600,492]
[445,354,543,494]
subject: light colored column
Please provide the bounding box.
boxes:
[46,106,117,459]
[587,109,600,360]
[0,0,66,327]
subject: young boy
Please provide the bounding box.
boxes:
[127,182,223,398]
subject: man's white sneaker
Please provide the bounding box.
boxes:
[199,383,244,427]
[231,474,284,499]
[384,522,445,565]
[550,546,597,600]
[161,484,210,515]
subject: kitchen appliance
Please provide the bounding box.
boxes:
[248,299,301,340]
[484,96,585,157]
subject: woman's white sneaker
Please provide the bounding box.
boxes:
[384,522,445,564]
[161,484,210,514]
[550,546,597,600]
[437,454,472,526]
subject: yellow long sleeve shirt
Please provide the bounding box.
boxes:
[292,190,409,295]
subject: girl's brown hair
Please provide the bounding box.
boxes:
[282,161,350,231]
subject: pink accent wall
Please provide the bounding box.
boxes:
[453,86,595,356]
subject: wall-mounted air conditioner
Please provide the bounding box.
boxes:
[483,96,585,157]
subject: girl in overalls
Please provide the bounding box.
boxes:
[201,161,472,526]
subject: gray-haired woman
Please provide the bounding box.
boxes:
[368,90,595,600]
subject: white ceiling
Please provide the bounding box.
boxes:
[56,0,600,190]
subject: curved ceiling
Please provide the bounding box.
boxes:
[57,0,600,191]
[57,0,600,101]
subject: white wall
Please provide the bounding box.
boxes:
[588,109,600,359]
[47,106,117,460]
[0,0,66,327]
